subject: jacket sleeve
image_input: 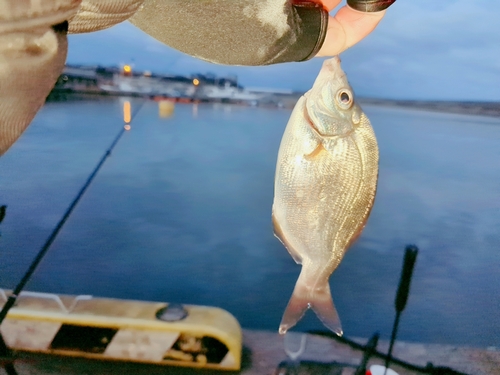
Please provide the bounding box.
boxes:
[129,0,329,66]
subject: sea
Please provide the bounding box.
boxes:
[0,98,499,348]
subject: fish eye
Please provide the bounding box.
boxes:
[336,89,353,109]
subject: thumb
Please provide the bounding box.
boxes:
[316,6,385,56]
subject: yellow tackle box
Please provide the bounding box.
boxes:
[0,289,242,370]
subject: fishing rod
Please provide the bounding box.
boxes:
[384,244,418,374]
[0,100,143,374]
[309,330,467,375]
[354,332,379,375]
[308,246,467,375]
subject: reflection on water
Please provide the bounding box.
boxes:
[0,99,499,347]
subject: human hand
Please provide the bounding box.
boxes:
[316,0,393,57]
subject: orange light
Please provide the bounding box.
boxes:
[123,101,131,124]
[193,78,200,86]
[123,65,132,73]
[158,100,174,118]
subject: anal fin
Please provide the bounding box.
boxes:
[272,211,302,264]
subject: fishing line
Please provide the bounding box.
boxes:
[0,100,144,373]
[284,332,307,361]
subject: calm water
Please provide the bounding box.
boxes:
[1,99,499,348]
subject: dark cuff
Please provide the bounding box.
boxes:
[347,0,396,12]
[273,1,328,63]
[296,2,329,61]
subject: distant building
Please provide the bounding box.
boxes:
[49,64,299,107]
[54,66,99,91]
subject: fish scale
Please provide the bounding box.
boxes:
[272,56,379,335]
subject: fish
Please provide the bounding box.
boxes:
[272,56,379,335]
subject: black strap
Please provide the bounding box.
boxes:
[347,0,396,12]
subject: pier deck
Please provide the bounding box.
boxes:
[2,329,499,375]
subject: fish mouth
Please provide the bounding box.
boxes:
[319,56,345,80]
[310,57,346,89]
[325,55,341,66]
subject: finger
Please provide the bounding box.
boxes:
[316,5,385,57]
[318,0,342,12]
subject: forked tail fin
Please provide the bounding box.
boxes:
[279,271,343,336]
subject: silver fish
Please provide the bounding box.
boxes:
[272,57,379,335]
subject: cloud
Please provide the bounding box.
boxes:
[66,0,500,101]
[341,0,500,100]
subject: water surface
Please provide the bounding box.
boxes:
[1,99,499,347]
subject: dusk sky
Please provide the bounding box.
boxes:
[67,0,500,101]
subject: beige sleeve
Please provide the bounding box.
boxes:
[0,0,328,155]
[129,0,328,66]
[68,0,328,66]
[0,1,77,156]
[68,0,144,34]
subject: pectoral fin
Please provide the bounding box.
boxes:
[272,211,302,264]
[304,142,326,161]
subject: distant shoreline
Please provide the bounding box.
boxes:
[47,90,500,118]
[46,89,300,109]
[359,98,500,118]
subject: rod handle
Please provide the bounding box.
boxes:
[395,245,418,313]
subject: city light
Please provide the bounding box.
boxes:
[123,65,132,74]
[158,100,175,118]
[123,101,131,123]
[192,78,200,86]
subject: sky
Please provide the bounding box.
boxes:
[66,0,500,101]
